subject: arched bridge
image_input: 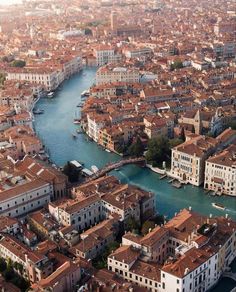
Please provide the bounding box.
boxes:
[223,271,236,282]
[85,157,146,183]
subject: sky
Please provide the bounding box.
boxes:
[0,0,22,5]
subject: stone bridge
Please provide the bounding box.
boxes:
[85,157,146,183]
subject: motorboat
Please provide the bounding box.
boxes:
[81,90,90,97]
[33,109,44,114]
[73,119,81,124]
[47,92,54,98]
[77,102,84,108]
[212,203,225,211]
[91,165,99,173]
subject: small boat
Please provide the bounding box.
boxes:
[47,92,54,98]
[81,90,90,97]
[77,129,83,134]
[77,102,84,108]
[114,168,120,171]
[105,149,111,153]
[73,119,81,124]
[212,203,225,210]
[33,109,44,114]
[72,134,77,139]
[91,165,99,173]
[172,180,182,189]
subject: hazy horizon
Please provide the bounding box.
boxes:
[0,0,22,5]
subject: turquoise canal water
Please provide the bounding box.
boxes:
[34,67,236,291]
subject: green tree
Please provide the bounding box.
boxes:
[93,241,120,269]
[153,214,165,226]
[170,59,183,71]
[126,216,140,232]
[145,135,170,166]
[11,60,26,68]
[0,258,6,272]
[169,138,183,148]
[128,137,144,157]
[0,73,6,85]
[141,220,155,235]
[63,161,81,183]
[226,121,236,130]
[179,127,185,141]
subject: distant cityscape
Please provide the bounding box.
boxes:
[0,0,235,292]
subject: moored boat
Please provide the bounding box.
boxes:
[77,102,84,107]
[91,165,99,173]
[47,92,54,98]
[33,109,44,114]
[81,90,90,97]
[73,119,81,124]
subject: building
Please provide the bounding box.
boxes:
[95,65,140,85]
[204,144,236,196]
[111,11,118,30]
[94,45,122,66]
[49,176,155,231]
[0,178,51,218]
[6,68,61,92]
[107,208,236,292]
[30,260,81,292]
[0,234,53,283]
[170,129,236,186]
[74,218,117,260]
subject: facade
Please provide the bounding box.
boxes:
[30,260,81,292]
[124,47,153,59]
[204,144,236,196]
[87,113,108,142]
[6,69,60,91]
[74,218,117,259]
[108,209,236,292]
[95,65,140,85]
[170,135,217,186]
[170,129,236,186]
[94,45,122,66]
[0,179,51,218]
[49,176,155,231]
[0,234,53,283]
[6,57,82,91]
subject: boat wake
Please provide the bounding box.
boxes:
[225,208,236,214]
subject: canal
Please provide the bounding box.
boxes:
[34,67,236,291]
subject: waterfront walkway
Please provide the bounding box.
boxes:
[84,157,146,183]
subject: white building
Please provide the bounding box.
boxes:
[6,69,60,91]
[94,45,122,66]
[124,47,153,59]
[95,65,140,85]
[87,113,107,142]
[170,129,236,186]
[0,179,51,218]
[107,208,236,292]
[204,144,236,196]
